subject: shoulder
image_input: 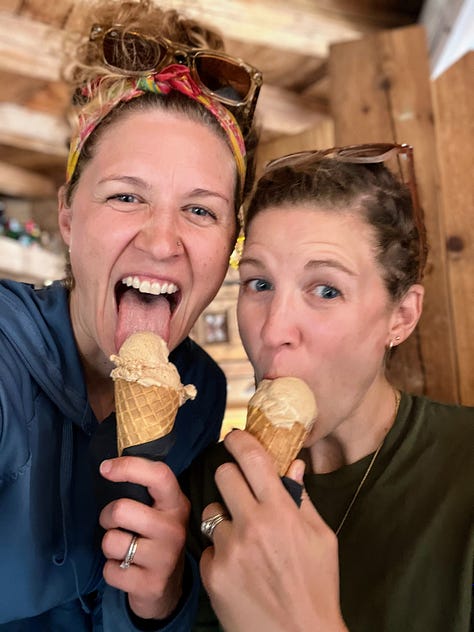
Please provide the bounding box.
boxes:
[403,393,474,470]
[0,279,69,331]
[407,394,474,433]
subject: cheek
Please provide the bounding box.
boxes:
[236,300,258,354]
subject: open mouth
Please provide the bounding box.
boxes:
[115,276,180,312]
[114,275,181,350]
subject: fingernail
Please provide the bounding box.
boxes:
[293,461,306,483]
[100,460,112,474]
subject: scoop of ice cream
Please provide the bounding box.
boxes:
[110,332,197,404]
[248,377,317,429]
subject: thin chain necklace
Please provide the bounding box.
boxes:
[335,390,401,536]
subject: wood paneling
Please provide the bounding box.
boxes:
[432,52,474,404]
[329,24,459,403]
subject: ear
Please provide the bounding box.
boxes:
[57,185,72,247]
[386,284,424,346]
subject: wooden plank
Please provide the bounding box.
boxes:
[258,119,335,172]
[152,0,368,57]
[0,12,66,81]
[432,52,474,405]
[329,25,458,403]
[0,104,69,156]
[258,84,330,137]
[0,160,56,197]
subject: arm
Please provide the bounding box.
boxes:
[99,456,199,630]
[199,429,348,632]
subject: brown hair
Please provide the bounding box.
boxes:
[62,0,259,210]
[245,157,428,300]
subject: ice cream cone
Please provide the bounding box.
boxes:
[110,332,197,456]
[245,377,317,477]
[115,379,180,456]
[246,406,310,476]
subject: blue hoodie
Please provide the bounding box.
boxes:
[0,279,225,630]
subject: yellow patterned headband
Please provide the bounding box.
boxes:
[66,64,247,194]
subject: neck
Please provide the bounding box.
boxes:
[69,299,115,422]
[79,350,115,422]
[307,382,400,474]
[85,368,115,422]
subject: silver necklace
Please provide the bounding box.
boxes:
[335,390,401,536]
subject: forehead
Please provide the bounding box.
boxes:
[244,204,380,269]
[87,108,237,182]
[100,107,230,150]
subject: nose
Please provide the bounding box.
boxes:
[133,209,182,259]
[260,293,301,349]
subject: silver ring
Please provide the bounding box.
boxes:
[120,534,138,569]
[200,512,229,541]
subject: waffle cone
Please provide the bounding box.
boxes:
[115,379,180,456]
[245,406,309,476]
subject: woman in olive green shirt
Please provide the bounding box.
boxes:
[183,145,474,632]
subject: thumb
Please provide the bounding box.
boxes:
[286,459,323,524]
[286,458,306,484]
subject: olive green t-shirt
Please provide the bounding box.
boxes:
[183,393,474,631]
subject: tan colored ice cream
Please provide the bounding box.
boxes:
[110,332,196,404]
[248,377,316,430]
[110,332,196,455]
[245,377,317,476]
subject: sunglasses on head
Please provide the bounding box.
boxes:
[89,24,263,124]
[266,143,426,277]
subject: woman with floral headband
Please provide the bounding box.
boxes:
[0,0,261,629]
[184,146,474,631]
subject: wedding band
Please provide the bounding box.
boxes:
[120,534,138,569]
[200,512,229,541]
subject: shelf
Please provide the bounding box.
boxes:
[0,235,65,284]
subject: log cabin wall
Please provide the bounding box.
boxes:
[432,52,474,405]
[327,24,470,405]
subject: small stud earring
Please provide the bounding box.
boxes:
[389,335,401,350]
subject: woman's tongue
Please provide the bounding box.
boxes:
[115,289,171,352]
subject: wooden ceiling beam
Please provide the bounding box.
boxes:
[258,84,330,135]
[154,0,367,57]
[0,104,69,156]
[0,12,67,81]
[0,160,56,197]
[0,3,366,67]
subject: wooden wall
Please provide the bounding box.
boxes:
[328,24,473,405]
[432,52,474,404]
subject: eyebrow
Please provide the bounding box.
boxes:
[97,178,230,204]
[305,259,357,276]
[191,187,231,204]
[239,256,356,277]
[98,175,151,189]
[239,256,261,268]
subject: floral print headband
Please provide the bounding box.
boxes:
[66,64,247,194]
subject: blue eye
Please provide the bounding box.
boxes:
[188,206,217,220]
[247,278,273,292]
[108,193,139,203]
[314,284,340,299]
